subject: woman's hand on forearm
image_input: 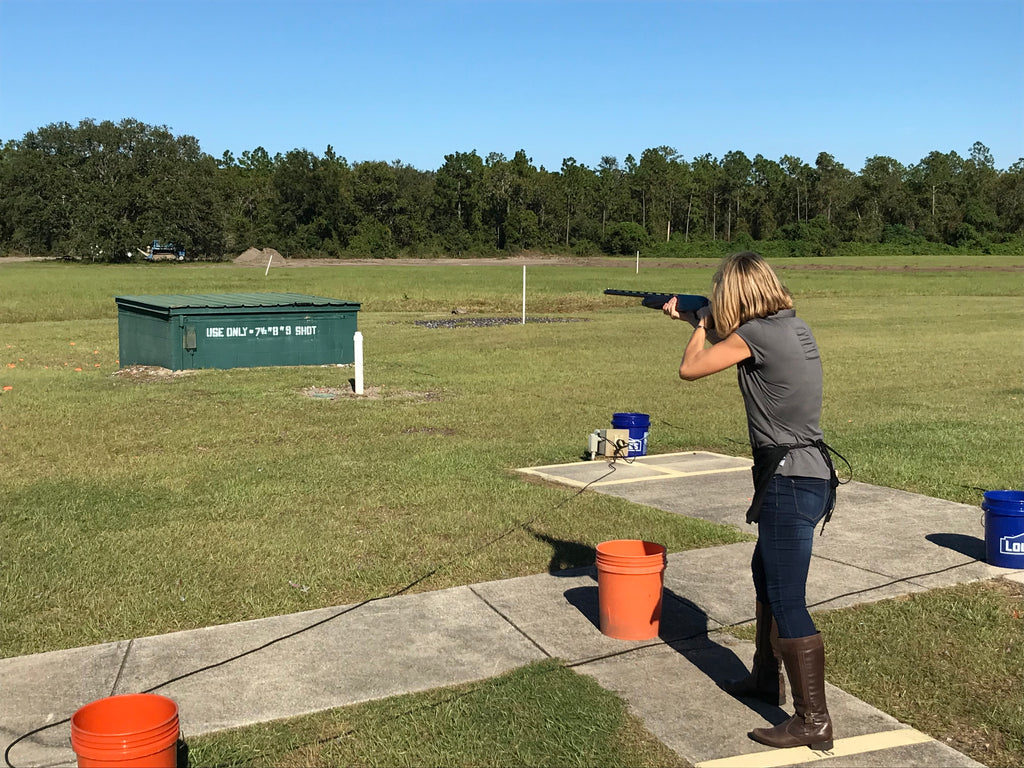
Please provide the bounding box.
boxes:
[662,296,698,327]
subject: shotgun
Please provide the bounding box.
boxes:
[604,289,709,313]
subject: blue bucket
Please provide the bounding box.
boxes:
[611,412,650,457]
[981,490,1024,569]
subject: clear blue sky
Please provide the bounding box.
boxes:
[1,0,1022,172]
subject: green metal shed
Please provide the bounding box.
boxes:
[115,293,361,370]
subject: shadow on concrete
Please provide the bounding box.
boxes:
[562,583,787,723]
[662,590,789,725]
[926,532,986,560]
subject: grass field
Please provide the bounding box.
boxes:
[186,659,689,768]
[2,254,1023,766]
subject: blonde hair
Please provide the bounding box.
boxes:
[710,252,793,336]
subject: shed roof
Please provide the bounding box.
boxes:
[114,293,360,311]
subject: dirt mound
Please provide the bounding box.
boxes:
[233,247,286,266]
[113,365,196,383]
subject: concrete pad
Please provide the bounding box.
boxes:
[810,482,990,582]
[522,456,986,568]
[660,544,931,630]
[804,556,931,613]
[526,453,1004,599]
[598,469,755,529]
[517,456,669,488]
[516,451,995,767]
[621,452,752,472]
[0,641,129,768]
[662,544,759,627]
[1002,569,1024,586]
[576,638,983,768]
[575,638,778,764]
[518,452,754,530]
[471,568,722,665]
[106,587,545,737]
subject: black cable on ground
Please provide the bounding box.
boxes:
[4,450,629,768]
[5,439,983,768]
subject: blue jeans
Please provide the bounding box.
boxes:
[751,475,833,639]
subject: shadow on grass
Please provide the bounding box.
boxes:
[526,527,597,573]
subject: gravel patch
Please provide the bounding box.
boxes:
[414,316,590,329]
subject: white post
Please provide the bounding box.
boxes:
[636,250,639,274]
[353,331,364,395]
[522,265,526,325]
[265,253,273,276]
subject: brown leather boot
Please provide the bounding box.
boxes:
[721,601,786,705]
[749,633,833,751]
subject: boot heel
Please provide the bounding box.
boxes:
[809,739,834,751]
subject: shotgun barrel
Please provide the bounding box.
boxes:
[604,289,709,313]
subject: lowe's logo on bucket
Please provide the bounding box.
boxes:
[628,436,647,455]
[1000,532,1024,556]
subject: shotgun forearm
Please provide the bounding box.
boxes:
[604,289,709,313]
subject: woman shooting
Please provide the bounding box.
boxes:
[663,251,838,751]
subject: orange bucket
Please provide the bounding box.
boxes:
[596,539,666,640]
[70,693,179,768]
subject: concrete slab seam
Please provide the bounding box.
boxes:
[109,638,134,696]
[693,728,934,768]
[129,600,375,702]
[467,586,552,659]
[905,569,989,589]
[565,635,680,670]
[805,556,985,610]
[808,553,911,582]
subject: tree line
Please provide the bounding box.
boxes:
[1,118,1022,262]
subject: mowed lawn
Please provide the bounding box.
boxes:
[1,254,1023,767]
[1,255,1021,653]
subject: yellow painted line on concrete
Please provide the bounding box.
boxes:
[518,464,750,489]
[694,728,934,768]
[516,471,602,489]
[588,465,750,487]
[516,451,750,472]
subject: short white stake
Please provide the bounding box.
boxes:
[353,331,364,395]
[522,265,526,325]
[265,253,273,276]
